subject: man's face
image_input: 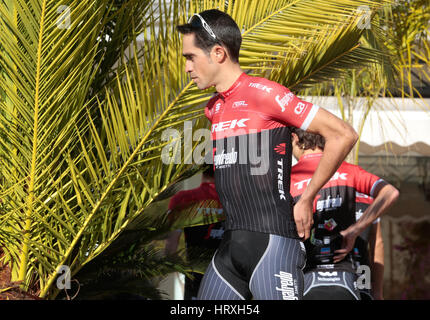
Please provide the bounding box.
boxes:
[182,33,217,90]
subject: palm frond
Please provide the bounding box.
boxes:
[0,0,155,296]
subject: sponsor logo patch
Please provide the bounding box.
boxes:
[320,247,330,255]
[316,195,343,212]
[277,159,286,200]
[275,92,294,112]
[294,102,307,115]
[274,271,298,300]
[324,218,337,231]
[215,103,221,113]
[274,143,286,155]
[214,148,238,167]
[232,100,248,108]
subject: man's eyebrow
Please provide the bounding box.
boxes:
[182,53,194,58]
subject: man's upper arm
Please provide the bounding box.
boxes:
[305,106,355,139]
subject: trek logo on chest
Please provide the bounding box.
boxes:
[294,171,348,190]
[249,82,273,93]
[211,118,250,133]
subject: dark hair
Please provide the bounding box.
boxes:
[291,128,325,151]
[177,9,242,63]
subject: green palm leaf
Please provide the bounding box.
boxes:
[0,0,154,296]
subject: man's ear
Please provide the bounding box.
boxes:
[291,132,299,144]
[212,45,227,63]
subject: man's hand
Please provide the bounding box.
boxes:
[333,226,360,263]
[293,198,314,240]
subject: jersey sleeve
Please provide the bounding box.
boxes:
[264,83,320,130]
[354,165,386,198]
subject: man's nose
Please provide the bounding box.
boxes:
[185,61,193,73]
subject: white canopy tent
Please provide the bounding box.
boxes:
[304,96,430,156]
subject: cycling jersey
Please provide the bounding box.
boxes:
[290,153,385,273]
[205,72,319,238]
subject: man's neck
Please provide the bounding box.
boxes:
[214,64,244,93]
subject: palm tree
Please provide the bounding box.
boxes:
[0,0,393,299]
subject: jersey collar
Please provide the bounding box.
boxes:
[300,152,324,162]
[218,72,248,99]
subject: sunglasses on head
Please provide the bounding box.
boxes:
[188,13,217,40]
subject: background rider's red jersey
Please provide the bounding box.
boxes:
[205,72,319,238]
[168,182,225,251]
[290,153,385,272]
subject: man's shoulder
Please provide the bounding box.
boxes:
[246,75,288,95]
[339,161,367,176]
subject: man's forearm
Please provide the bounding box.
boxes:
[352,184,399,236]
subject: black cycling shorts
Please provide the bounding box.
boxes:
[197,230,306,300]
[303,270,361,300]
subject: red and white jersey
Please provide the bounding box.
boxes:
[168,182,225,250]
[290,153,385,272]
[205,72,319,238]
[206,72,318,139]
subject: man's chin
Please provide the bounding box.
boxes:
[193,79,213,90]
[198,83,214,91]
[195,81,205,90]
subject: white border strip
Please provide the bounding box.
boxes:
[370,179,386,197]
[211,256,246,300]
[300,105,320,131]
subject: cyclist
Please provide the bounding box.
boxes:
[177,9,358,300]
[290,128,398,299]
